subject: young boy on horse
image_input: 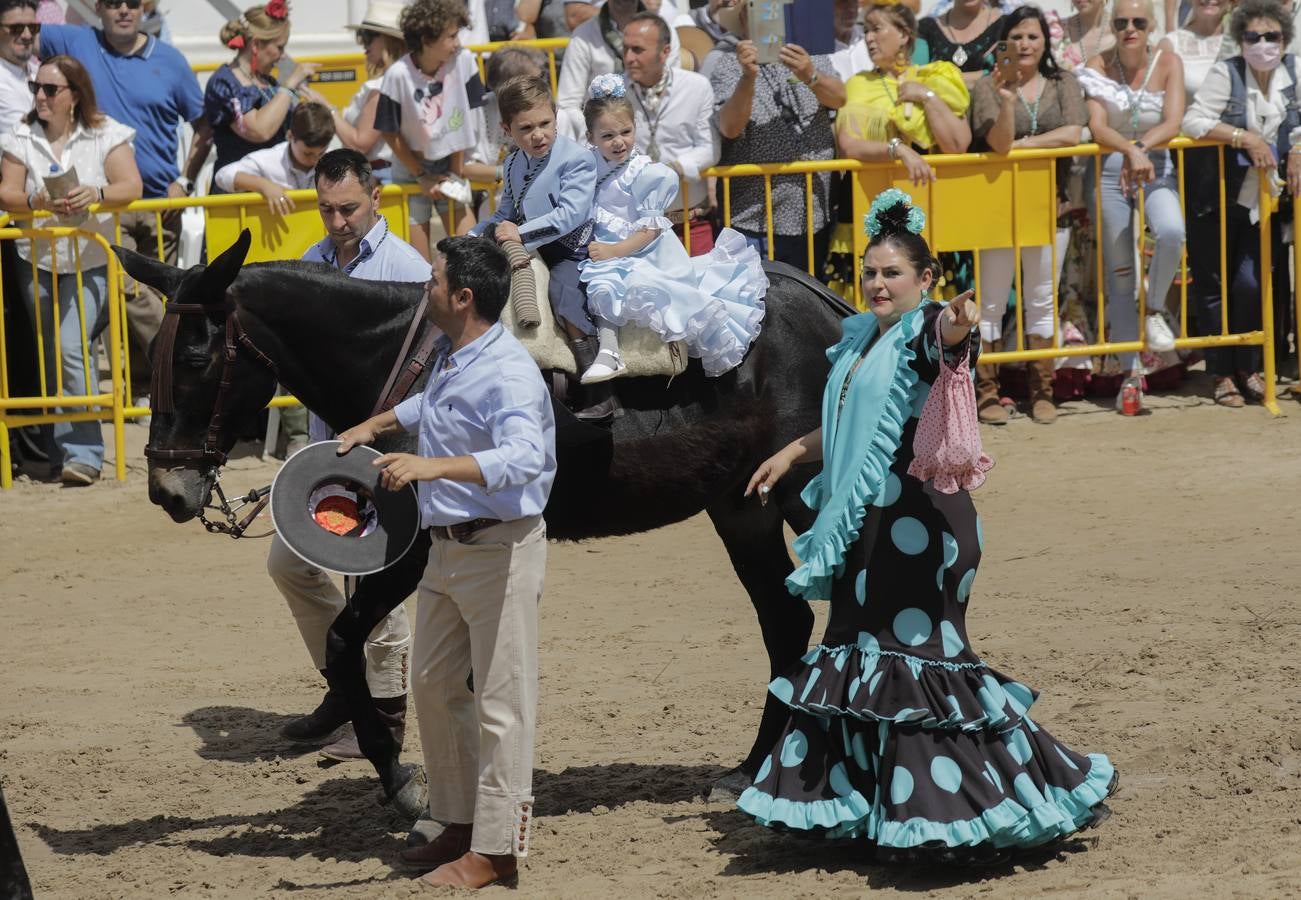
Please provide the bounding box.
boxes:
[469,75,617,420]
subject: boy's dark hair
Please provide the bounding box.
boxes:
[314,148,378,189]
[290,102,336,147]
[496,75,555,126]
[484,44,546,92]
[400,0,471,54]
[625,11,670,48]
[0,1,39,15]
[437,236,511,322]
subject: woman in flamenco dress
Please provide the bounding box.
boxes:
[740,189,1118,863]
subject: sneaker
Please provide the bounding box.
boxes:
[580,349,627,385]
[1145,313,1176,353]
[60,462,100,485]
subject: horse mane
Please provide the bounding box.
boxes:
[231,260,423,338]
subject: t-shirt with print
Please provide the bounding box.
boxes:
[710,50,837,236]
[375,50,485,165]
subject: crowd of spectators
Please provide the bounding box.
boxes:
[4,0,1301,484]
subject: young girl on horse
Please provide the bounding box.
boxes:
[576,74,767,382]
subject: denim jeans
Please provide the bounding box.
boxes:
[1098,150,1185,369]
[18,264,107,470]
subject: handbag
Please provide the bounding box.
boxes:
[906,314,994,494]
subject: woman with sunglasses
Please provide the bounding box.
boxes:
[1183,0,1298,406]
[332,3,409,184]
[837,4,971,188]
[1077,0,1186,414]
[204,1,320,188]
[968,6,1089,424]
[0,55,142,484]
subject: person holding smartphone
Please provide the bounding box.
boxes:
[968,6,1088,424]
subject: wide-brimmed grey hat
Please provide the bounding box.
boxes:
[271,441,420,576]
[345,0,406,40]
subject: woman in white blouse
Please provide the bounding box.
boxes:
[1182,0,1299,406]
[0,55,142,484]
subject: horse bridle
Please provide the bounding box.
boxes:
[144,301,280,537]
[143,293,440,539]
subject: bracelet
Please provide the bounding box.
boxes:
[887,137,902,160]
[96,186,104,204]
[1231,127,1243,149]
[25,191,33,210]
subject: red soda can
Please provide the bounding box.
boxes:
[1121,382,1141,416]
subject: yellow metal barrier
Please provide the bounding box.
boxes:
[189,38,570,107]
[3,140,1293,487]
[0,225,127,488]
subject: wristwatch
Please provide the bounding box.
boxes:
[887,137,903,160]
[804,70,820,87]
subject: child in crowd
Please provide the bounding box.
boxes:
[376,0,485,258]
[212,102,336,213]
[578,74,766,382]
[469,75,616,419]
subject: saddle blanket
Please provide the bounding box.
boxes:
[500,257,688,378]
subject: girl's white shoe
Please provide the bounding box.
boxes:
[580,350,627,384]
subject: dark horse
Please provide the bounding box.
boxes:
[115,230,853,806]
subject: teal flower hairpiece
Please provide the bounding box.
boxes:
[864,187,926,238]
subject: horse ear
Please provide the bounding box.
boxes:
[198,229,252,301]
[112,244,185,299]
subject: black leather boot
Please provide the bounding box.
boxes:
[569,337,620,420]
[280,670,351,743]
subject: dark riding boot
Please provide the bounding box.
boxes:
[280,670,350,743]
[569,337,620,421]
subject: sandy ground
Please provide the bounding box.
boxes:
[2,382,1301,899]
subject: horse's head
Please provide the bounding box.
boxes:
[114,230,278,522]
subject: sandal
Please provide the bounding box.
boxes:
[1240,372,1267,404]
[1214,377,1244,408]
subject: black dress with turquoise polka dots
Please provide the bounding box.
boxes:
[738,304,1117,860]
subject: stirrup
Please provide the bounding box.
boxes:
[580,350,627,385]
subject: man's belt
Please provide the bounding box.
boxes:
[666,206,710,226]
[430,518,503,542]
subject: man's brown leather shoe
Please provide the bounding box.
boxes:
[398,823,472,871]
[421,851,518,889]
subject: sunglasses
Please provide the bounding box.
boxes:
[1243,29,1284,44]
[1112,16,1150,30]
[28,81,70,98]
[2,23,40,37]
[99,0,142,9]
[356,28,380,46]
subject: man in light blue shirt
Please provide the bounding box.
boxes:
[338,236,554,890]
[267,150,430,767]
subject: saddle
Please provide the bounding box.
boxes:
[499,256,688,379]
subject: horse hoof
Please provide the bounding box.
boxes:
[383,763,428,822]
[706,768,753,804]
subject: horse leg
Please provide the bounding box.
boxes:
[706,495,814,796]
[322,531,431,809]
[0,786,33,900]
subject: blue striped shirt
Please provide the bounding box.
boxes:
[301,215,431,282]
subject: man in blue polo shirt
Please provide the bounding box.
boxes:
[40,0,211,394]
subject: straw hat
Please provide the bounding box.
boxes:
[344,0,406,40]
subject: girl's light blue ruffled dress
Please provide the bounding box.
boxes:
[579,153,766,376]
[737,303,1117,862]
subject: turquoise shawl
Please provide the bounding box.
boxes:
[786,302,930,601]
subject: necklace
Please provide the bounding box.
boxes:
[1016,75,1042,135]
[942,6,990,67]
[1110,50,1149,136]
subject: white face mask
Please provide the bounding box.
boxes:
[1244,40,1283,72]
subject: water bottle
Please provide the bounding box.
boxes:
[1120,376,1142,416]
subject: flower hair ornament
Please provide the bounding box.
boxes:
[264,0,290,20]
[865,187,926,238]
[588,73,627,100]
[227,34,245,49]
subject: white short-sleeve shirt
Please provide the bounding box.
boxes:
[0,114,136,271]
